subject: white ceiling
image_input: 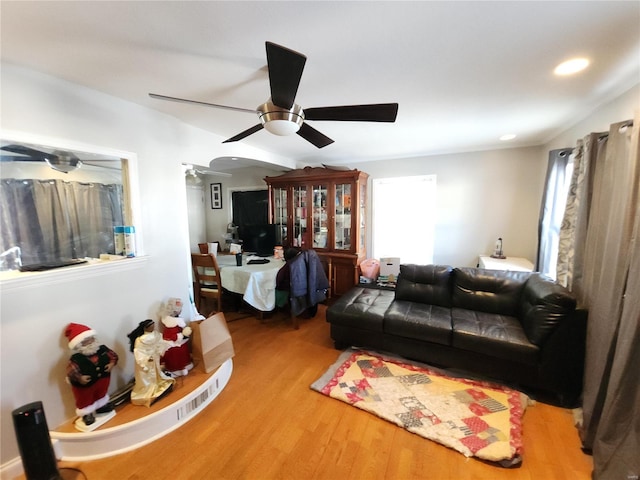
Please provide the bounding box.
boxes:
[2,1,639,171]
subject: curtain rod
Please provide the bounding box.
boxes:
[552,119,633,155]
[599,119,634,139]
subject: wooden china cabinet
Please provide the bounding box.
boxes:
[264,166,368,296]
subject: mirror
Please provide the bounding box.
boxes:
[0,134,135,271]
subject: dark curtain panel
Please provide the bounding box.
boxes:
[0,178,43,265]
[593,217,640,479]
[0,179,124,267]
[536,147,572,274]
[232,190,268,227]
[564,118,639,480]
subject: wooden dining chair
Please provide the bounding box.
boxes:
[198,242,221,254]
[191,253,223,315]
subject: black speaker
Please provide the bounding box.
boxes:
[12,401,61,480]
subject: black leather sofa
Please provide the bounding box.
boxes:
[326,264,587,407]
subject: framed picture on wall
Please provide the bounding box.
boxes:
[210,183,222,209]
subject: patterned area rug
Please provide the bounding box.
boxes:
[311,349,530,467]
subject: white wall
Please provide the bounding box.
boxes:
[544,83,640,152]
[0,64,292,468]
[186,182,207,253]
[356,146,545,267]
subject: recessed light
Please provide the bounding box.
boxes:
[500,134,516,141]
[554,58,589,76]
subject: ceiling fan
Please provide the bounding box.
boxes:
[149,41,399,148]
[183,163,231,178]
[1,144,84,173]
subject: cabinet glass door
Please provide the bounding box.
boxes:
[273,187,288,246]
[293,185,308,247]
[334,183,352,251]
[312,184,328,249]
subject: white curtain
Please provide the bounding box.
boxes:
[537,148,573,278]
[556,116,639,480]
[0,179,124,267]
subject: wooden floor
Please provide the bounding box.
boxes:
[56,304,593,480]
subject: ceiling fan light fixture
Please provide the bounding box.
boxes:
[263,119,302,136]
[185,169,203,185]
[45,154,82,173]
[259,102,304,136]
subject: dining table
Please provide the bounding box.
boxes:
[216,254,285,312]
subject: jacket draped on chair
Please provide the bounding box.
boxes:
[288,250,330,317]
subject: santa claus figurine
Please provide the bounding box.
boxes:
[160,298,193,377]
[64,323,118,432]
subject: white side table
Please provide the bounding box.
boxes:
[478,255,534,272]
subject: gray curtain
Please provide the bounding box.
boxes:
[0,178,123,266]
[558,117,639,480]
[537,147,573,276]
[556,133,605,296]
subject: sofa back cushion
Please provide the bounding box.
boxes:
[395,264,453,307]
[452,267,530,316]
[519,273,577,346]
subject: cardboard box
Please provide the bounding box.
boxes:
[190,312,235,373]
[379,257,400,282]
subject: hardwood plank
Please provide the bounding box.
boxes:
[54,304,593,480]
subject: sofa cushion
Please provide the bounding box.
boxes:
[519,274,577,346]
[452,267,530,316]
[395,264,453,307]
[326,287,395,332]
[384,300,452,345]
[451,308,539,365]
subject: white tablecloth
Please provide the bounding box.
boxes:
[217,255,285,311]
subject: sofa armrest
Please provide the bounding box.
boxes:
[519,274,578,346]
[537,308,587,406]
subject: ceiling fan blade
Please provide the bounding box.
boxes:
[149,93,257,114]
[266,41,306,110]
[222,124,264,143]
[1,154,41,162]
[296,123,334,149]
[1,144,51,160]
[304,103,399,122]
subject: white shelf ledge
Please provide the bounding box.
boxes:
[0,256,149,292]
[50,358,232,461]
[478,255,534,272]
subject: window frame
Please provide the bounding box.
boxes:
[0,129,143,282]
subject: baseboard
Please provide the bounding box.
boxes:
[0,456,24,480]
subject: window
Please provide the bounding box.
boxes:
[372,175,437,264]
[0,132,137,271]
[538,150,574,279]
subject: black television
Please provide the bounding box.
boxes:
[238,224,278,256]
